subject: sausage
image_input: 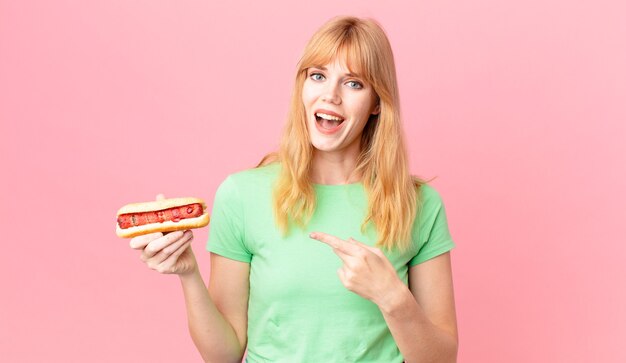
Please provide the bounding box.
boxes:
[117,203,203,229]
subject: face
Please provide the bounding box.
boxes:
[302,58,380,155]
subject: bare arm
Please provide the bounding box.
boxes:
[180,253,249,363]
[380,252,458,363]
[131,231,249,363]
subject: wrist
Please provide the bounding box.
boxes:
[376,281,412,315]
[178,265,201,281]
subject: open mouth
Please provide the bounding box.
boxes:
[315,112,345,131]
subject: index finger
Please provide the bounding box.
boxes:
[309,232,358,255]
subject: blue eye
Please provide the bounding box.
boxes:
[310,73,325,81]
[347,81,363,89]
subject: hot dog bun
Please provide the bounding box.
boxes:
[116,197,210,238]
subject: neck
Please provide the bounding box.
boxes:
[310,146,362,185]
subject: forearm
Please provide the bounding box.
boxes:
[179,269,245,363]
[378,285,458,363]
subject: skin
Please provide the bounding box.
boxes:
[129,59,458,362]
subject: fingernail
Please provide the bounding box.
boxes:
[309,232,316,239]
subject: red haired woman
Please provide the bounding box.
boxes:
[131,16,458,363]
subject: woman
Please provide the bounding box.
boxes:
[131,16,458,363]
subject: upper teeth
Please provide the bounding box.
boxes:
[316,112,344,121]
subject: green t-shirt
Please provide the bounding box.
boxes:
[206,163,455,362]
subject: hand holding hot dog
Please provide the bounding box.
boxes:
[130,229,197,275]
[124,194,207,275]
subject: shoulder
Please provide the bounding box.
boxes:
[217,162,281,197]
[416,182,446,209]
[229,162,281,181]
[225,162,280,185]
[413,183,451,229]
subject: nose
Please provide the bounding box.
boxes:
[321,83,341,105]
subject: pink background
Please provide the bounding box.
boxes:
[1,0,625,362]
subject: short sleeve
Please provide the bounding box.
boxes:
[206,176,252,263]
[409,186,456,266]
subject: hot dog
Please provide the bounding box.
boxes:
[116,197,210,238]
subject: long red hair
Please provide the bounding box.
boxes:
[259,16,425,251]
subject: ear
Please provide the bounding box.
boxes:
[372,103,381,116]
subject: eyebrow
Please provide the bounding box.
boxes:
[309,65,359,78]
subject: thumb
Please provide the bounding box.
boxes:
[156,193,166,201]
